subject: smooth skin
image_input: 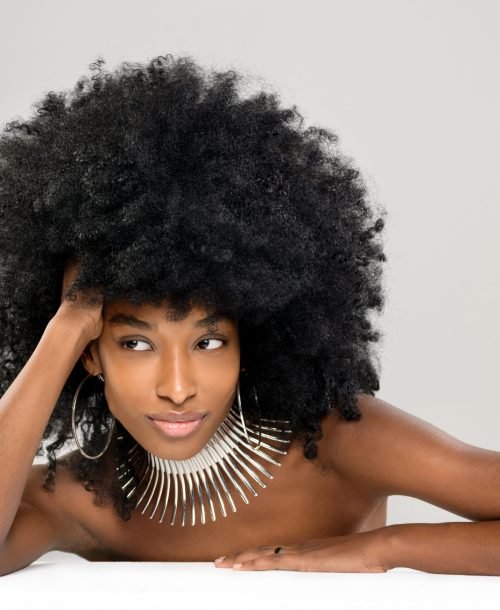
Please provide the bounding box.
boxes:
[1,261,500,576]
[81,300,240,463]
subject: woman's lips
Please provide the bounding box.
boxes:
[148,415,206,438]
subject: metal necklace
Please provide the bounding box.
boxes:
[115,405,292,527]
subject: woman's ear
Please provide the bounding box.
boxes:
[80,340,103,376]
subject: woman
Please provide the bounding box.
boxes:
[0,54,499,577]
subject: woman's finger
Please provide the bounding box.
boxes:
[214,545,289,568]
[231,550,302,571]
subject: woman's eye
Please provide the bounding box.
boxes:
[121,339,152,351]
[119,338,225,351]
[197,338,225,350]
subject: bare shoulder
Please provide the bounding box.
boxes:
[320,393,471,495]
[319,393,500,521]
[0,453,108,574]
[22,453,101,555]
[323,394,454,495]
[323,392,448,440]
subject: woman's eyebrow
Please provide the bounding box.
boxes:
[107,312,230,330]
[193,312,229,329]
[107,314,156,330]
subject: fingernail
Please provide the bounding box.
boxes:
[214,556,226,564]
[233,563,242,569]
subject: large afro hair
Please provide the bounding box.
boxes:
[0,54,386,520]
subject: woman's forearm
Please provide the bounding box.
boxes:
[382,520,500,576]
[0,316,89,545]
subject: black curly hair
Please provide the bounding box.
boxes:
[0,54,386,520]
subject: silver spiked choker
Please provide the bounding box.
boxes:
[115,406,293,526]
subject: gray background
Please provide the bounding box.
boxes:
[1,0,499,533]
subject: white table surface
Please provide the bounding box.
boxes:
[0,552,499,610]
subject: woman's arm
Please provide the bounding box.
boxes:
[215,520,500,575]
[0,261,103,574]
[357,396,500,575]
[216,394,500,575]
[329,394,500,521]
[382,520,500,575]
[0,317,91,546]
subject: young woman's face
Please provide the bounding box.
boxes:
[83,299,241,461]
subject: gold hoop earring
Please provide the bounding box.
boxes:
[236,377,263,451]
[71,373,115,460]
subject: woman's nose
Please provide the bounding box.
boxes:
[155,348,196,405]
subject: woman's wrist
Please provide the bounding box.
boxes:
[46,309,97,355]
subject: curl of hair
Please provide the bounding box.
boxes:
[0,53,386,520]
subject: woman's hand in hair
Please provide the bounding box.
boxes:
[55,258,104,343]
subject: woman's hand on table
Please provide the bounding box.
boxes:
[214,529,391,572]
